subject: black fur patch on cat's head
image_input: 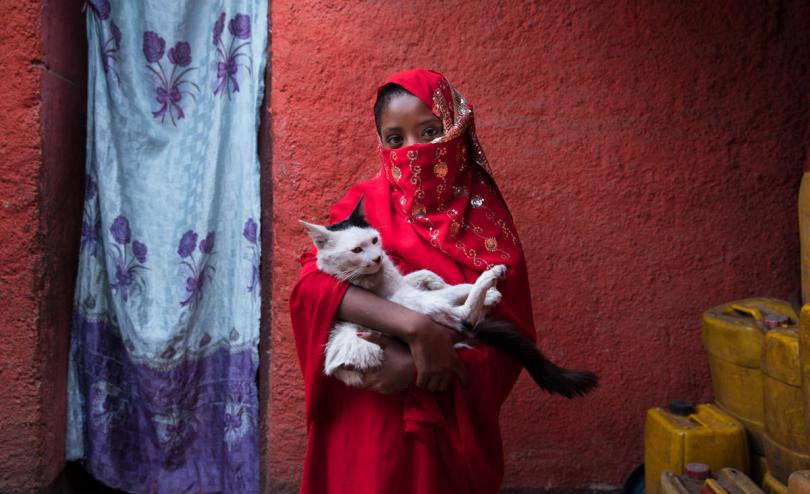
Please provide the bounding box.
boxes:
[326,196,369,231]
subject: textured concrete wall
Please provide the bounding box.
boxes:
[268,1,810,490]
[0,0,48,488]
[0,0,85,491]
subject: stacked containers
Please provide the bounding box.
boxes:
[660,466,764,494]
[762,321,809,484]
[644,402,749,494]
[701,299,798,457]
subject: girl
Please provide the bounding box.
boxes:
[290,68,537,493]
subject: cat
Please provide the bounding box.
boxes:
[301,197,598,398]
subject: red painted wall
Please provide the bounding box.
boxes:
[0,1,85,491]
[269,1,810,490]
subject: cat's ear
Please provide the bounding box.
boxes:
[300,221,332,249]
[348,195,367,224]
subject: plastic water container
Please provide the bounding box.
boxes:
[751,453,769,485]
[645,401,749,494]
[764,471,789,494]
[702,299,797,454]
[799,172,810,304]
[787,471,810,494]
[660,466,763,494]
[763,326,810,484]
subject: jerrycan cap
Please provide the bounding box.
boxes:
[685,463,711,480]
[668,400,696,416]
[763,313,790,329]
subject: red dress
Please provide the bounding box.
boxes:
[290,69,537,494]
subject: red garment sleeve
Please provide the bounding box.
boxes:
[289,185,370,427]
[289,249,349,429]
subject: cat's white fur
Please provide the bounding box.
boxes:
[301,218,505,387]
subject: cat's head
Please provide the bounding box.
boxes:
[300,196,384,281]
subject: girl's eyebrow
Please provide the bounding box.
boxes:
[382,126,402,133]
[418,118,440,126]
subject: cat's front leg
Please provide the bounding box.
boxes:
[459,265,507,326]
[404,269,450,291]
[324,322,384,387]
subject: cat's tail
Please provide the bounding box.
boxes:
[471,319,598,399]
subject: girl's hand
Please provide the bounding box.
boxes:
[357,331,415,395]
[337,286,467,393]
[403,315,468,392]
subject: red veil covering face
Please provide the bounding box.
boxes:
[290,68,537,494]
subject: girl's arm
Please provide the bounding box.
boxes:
[338,285,467,392]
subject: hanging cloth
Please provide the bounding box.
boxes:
[66,2,266,492]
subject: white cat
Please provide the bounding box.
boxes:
[301,197,597,397]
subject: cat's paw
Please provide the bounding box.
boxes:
[489,264,507,280]
[333,367,365,388]
[484,287,502,307]
[324,324,384,377]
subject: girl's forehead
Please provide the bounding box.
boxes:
[382,93,440,124]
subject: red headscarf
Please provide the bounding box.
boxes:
[377,68,523,274]
[290,69,537,494]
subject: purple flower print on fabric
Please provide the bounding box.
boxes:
[88,0,120,80]
[243,218,257,244]
[143,31,165,63]
[80,175,101,257]
[70,315,260,493]
[178,230,198,258]
[228,14,251,39]
[144,31,199,126]
[200,232,215,254]
[132,241,148,264]
[88,0,110,20]
[214,13,253,98]
[81,219,101,257]
[213,13,226,45]
[107,215,148,303]
[85,175,98,201]
[111,21,121,49]
[243,218,260,296]
[177,229,216,307]
[168,41,192,67]
[110,216,131,244]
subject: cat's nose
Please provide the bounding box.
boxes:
[373,256,381,264]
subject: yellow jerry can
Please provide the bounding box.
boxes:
[645,402,749,494]
[763,326,810,484]
[800,172,810,304]
[763,327,806,450]
[788,471,810,494]
[660,466,764,494]
[659,468,705,494]
[765,471,789,494]
[752,453,770,485]
[763,434,810,486]
[702,299,797,454]
[799,306,810,456]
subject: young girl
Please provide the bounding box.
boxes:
[290,68,537,493]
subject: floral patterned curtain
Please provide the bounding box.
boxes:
[66,1,266,492]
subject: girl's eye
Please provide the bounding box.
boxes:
[352,247,362,253]
[371,237,378,245]
[386,135,403,147]
[423,127,439,138]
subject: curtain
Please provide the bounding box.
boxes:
[66,1,266,492]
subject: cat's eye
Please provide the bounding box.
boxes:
[371,237,378,245]
[352,247,362,253]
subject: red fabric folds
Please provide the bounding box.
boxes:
[290,69,537,494]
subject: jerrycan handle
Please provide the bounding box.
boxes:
[729,305,764,322]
